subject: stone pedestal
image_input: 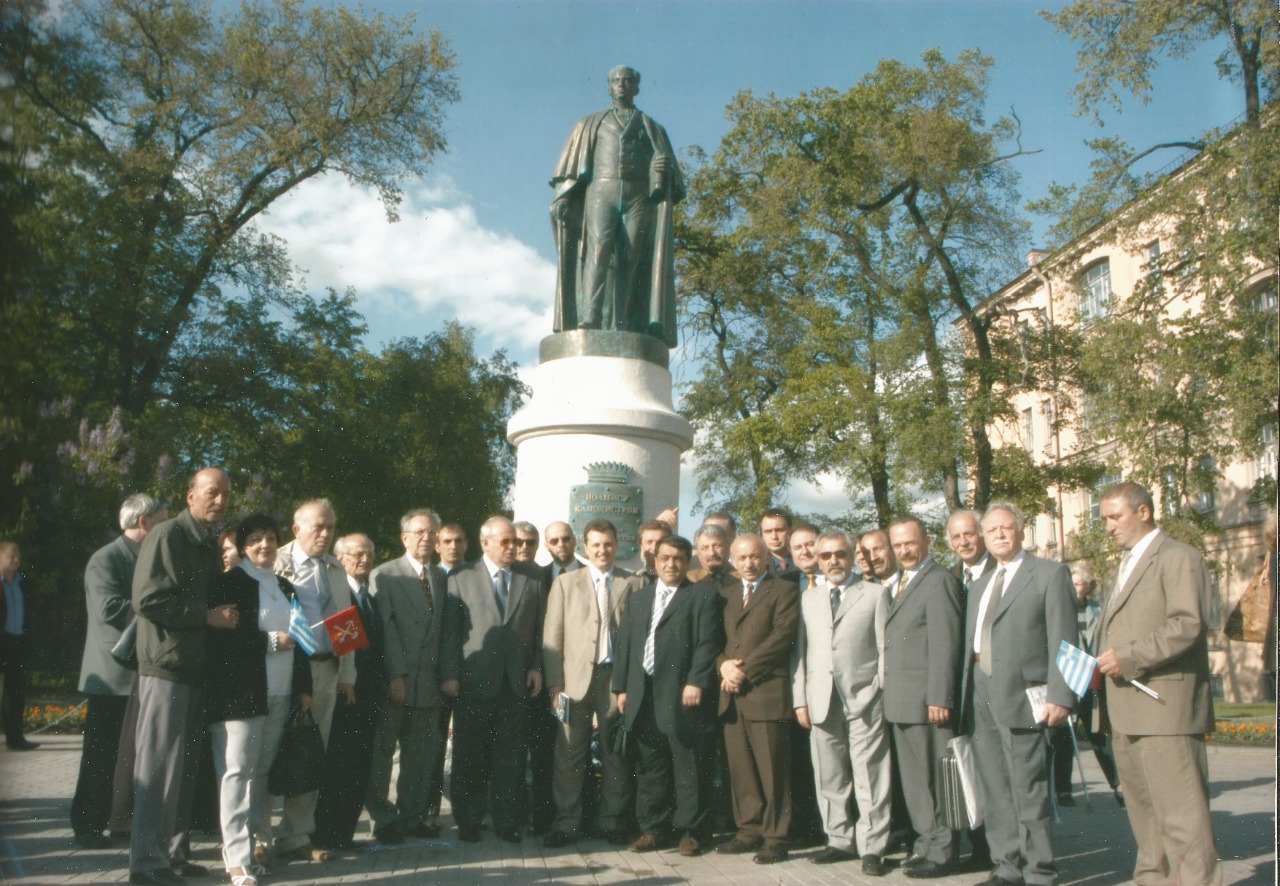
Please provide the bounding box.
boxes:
[506,331,693,571]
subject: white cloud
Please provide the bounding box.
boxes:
[257,174,556,356]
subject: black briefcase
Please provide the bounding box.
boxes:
[938,748,968,831]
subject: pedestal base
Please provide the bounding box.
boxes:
[506,332,693,571]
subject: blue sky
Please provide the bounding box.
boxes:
[256,0,1244,517]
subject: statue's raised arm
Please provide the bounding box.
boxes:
[550,66,684,348]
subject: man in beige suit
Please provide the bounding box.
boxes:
[542,518,644,847]
[1096,482,1220,886]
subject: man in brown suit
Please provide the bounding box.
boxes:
[1096,482,1221,886]
[715,534,799,865]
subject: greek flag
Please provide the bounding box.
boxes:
[288,595,319,657]
[1056,640,1096,699]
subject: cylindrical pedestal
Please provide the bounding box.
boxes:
[506,331,693,571]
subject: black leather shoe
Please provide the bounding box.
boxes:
[375,824,405,844]
[1056,793,1075,807]
[457,827,482,843]
[903,853,929,868]
[74,831,112,849]
[6,739,39,751]
[905,859,954,879]
[863,854,886,876]
[812,846,856,864]
[753,846,789,864]
[129,871,183,886]
[716,836,762,854]
[172,862,210,878]
[497,827,522,843]
[406,821,439,838]
[543,830,576,848]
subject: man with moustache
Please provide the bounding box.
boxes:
[542,519,644,847]
[442,517,546,844]
[859,530,897,586]
[1096,482,1221,886]
[365,510,449,843]
[129,468,234,886]
[883,517,963,879]
[270,499,356,863]
[72,494,167,847]
[313,533,386,851]
[513,521,541,564]
[947,510,996,599]
[959,503,1076,886]
[614,535,722,856]
[792,531,891,875]
[687,523,736,589]
[715,534,799,865]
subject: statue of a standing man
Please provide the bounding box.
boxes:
[551,66,685,347]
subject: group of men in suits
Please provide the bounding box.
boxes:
[53,477,1221,886]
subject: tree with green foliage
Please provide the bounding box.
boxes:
[678,50,1083,528]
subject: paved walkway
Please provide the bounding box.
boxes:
[0,735,1273,886]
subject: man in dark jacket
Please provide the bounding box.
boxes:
[129,468,234,886]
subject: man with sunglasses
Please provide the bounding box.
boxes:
[792,532,892,874]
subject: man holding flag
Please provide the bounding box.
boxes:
[958,502,1076,886]
[1095,482,1220,886]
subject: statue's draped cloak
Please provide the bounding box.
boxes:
[550,108,686,347]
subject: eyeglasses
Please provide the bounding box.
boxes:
[404,528,435,537]
[516,538,538,548]
[818,550,851,560]
[547,535,574,545]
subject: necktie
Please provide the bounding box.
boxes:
[743,581,755,607]
[492,570,508,617]
[596,574,612,663]
[419,566,434,613]
[643,585,673,675]
[964,566,974,585]
[979,566,1006,677]
[355,584,371,621]
[893,573,905,599]
[829,583,842,619]
[805,572,818,590]
[313,558,333,608]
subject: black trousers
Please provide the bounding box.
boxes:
[450,687,529,833]
[71,693,129,835]
[0,633,29,745]
[427,694,453,819]
[312,696,380,848]
[630,685,714,837]
[525,692,557,828]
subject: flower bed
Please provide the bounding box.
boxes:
[25,703,87,734]
[1211,720,1275,745]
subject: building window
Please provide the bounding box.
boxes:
[1144,240,1161,269]
[1260,422,1278,481]
[1020,407,1035,452]
[1077,260,1113,322]
[1087,471,1123,522]
[1193,456,1217,516]
[1207,571,1223,631]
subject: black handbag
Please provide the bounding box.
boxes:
[110,619,139,671]
[267,705,325,797]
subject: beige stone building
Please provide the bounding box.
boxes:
[977,163,1276,702]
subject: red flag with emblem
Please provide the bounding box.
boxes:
[322,605,369,656]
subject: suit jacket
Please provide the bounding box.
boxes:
[80,535,139,695]
[541,559,582,591]
[443,559,545,700]
[687,565,738,589]
[370,556,447,709]
[542,565,644,700]
[959,553,1077,731]
[1099,532,1214,736]
[716,574,800,720]
[882,558,962,724]
[792,578,888,724]
[275,541,357,686]
[951,554,996,611]
[347,579,389,708]
[614,579,723,735]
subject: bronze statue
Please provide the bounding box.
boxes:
[550,66,685,347]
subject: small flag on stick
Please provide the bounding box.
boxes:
[322,605,369,657]
[1056,641,1097,699]
[288,596,319,657]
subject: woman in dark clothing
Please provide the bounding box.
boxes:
[206,515,312,886]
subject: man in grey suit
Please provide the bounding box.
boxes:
[442,516,545,844]
[270,498,356,863]
[792,531,891,875]
[72,494,167,847]
[883,516,963,879]
[959,502,1076,886]
[1096,482,1221,886]
[366,509,449,843]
